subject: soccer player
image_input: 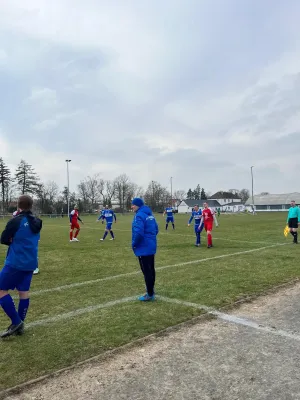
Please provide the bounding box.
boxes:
[69,206,84,242]
[163,204,175,230]
[131,198,159,301]
[0,195,42,337]
[96,208,105,224]
[99,205,117,241]
[188,204,204,246]
[199,202,218,248]
[287,200,300,244]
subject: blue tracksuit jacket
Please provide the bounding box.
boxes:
[132,205,159,257]
[0,211,42,271]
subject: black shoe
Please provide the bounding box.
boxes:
[207,245,213,248]
[1,322,24,338]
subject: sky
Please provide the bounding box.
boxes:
[0,0,300,196]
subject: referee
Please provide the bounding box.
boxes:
[287,200,300,244]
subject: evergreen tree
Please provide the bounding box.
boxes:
[187,189,193,199]
[15,160,39,195]
[0,158,11,213]
[194,184,201,200]
[200,188,207,200]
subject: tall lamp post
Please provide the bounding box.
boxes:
[251,166,254,212]
[65,160,71,216]
[170,176,173,207]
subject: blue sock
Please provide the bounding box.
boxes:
[196,232,201,245]
[166,224,168,230]
[110,230,114,239]
[0,294,22,325]
[103,231,108,240]
[18,298,30,321]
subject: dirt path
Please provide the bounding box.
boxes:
[5,283,300,400]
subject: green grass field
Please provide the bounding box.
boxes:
[0,212,299,391]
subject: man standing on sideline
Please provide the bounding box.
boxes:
[287,200,300,244]
[163,204,175,230]
[131,198,159,301]
[0,195,42,338]
[188,204,204,247]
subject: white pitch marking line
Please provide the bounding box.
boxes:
[29,243,289,297]
[26,297,136,328]
[159,296,300,342]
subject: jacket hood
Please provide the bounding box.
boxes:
[137,205,152,216]
[20,211,42,234]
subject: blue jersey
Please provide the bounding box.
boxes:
[188,210,203,225]
[1,211,42,272]
[165,207,173,217]
[102,209,116,224]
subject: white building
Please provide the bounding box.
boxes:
[177,199,221,214]
[245,192,300,212]
[209,191,242,207]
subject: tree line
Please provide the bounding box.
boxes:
[0,158,249,215]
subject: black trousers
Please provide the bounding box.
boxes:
[138,255,156,296]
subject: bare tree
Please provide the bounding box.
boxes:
[239,188,250,203]
[78,180,89,210]
[173,190,186,202]
[85,174,101,208]
[114,174,134,212]
[144,181,170,212]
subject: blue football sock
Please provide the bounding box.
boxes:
[103,231,108,240]
[18,298,30,321]
[0,294,22,325]
[196,232,201,245]
[110,230,114,238]
[165,224,168,230]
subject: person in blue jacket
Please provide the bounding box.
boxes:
[131,198,159,301]
[0,195,42,338]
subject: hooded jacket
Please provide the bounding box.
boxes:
[132,205,159,256]
[1,211,42,271]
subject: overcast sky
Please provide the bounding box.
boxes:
[0,0,299,195]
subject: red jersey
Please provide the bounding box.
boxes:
[70,209,80,223]
[202,208,214,223]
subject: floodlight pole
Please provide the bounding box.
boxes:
[65,160,71,216]
[170,176,173,207]
[251,166,254,211]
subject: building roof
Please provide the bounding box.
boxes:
[245,192,300,206]
[223,202,244,206]
[179,199,221,207]
[209,191,241,200]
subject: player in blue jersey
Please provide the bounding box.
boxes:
[96,209,105,224]
[97,205,117,241]
[187,204,204,246]
[163,205,175,230]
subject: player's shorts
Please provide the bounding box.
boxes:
[106,223,113,230]
[0,265,33,292]
[166,216,174,223]
[195,223,204,233]
[204,221,213,232]
[288,218,298,229]
[71,222,80,230]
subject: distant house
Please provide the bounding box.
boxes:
[177,199,221,214]
[245,192,300,212]
[209,191,242,206]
